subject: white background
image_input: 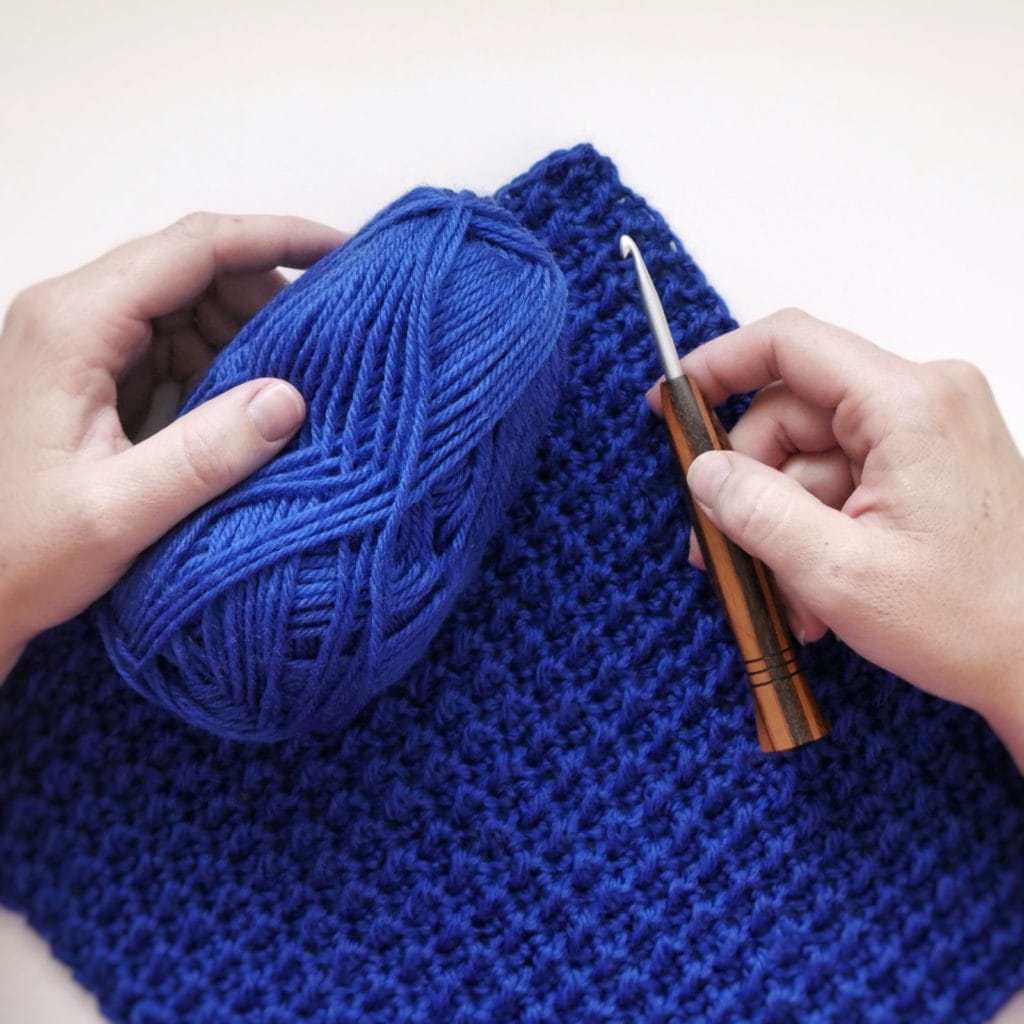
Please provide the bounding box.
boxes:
[1,2,1022,1021]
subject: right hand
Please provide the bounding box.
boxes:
[647,309,1024,766]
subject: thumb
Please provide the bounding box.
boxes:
[103,378,305,555]
[687,449,868,611]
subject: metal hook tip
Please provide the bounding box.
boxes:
[616,233,683,380]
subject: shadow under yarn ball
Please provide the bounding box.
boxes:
[99,188,568,741]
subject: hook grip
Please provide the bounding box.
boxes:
[660,376,829,752]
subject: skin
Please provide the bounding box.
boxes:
[0,212,345,681]
[647,308,1024,771]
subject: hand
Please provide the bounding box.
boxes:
[648,309,1024,766]
[0,213,345,681]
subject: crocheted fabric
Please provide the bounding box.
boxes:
[2,144,1023,1023]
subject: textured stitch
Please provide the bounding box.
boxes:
[2,144,1023,1023]
[99,187,567,740]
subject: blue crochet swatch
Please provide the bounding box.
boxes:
[2,144,1024,1023]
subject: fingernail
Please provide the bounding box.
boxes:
[686,451,732,505]
[247,381,305,442]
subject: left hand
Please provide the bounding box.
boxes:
[0,212,345,680]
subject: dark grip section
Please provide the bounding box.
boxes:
[660,376,828,752]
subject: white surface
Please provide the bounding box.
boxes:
[1,2,1022,1020]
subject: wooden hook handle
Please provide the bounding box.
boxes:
[660,377,829,752]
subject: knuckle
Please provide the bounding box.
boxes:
[5,280,58,330]
[918,359,991,417]
[930,358,989,395]
[168,211,219,239]
[771,306,815,332]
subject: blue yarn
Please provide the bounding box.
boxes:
[3,145,1024,1023]
[98,187,567,740]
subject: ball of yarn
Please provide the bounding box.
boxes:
[99,188,567,740]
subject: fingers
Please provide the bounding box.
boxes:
[188,270,292,350]
[686,447,854,561]
[99,378,305,556]
[686,449,870,620]
[56,214,345,372]
[192,297,239,348]
[685,446,853,641]
[646,309,912,491]
[774,580,829,645]
[728,383,836,465]
[84,213,343,319]
[116,345,156,439]
[678,308,912,409]
[647,385,835,463]
[214,269,291,325]
[678,379,854,568]
[780,450,856,510]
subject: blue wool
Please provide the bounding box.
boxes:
[99,188,567,740]
[3,146,1024,1023]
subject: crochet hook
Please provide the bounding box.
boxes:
[619,235,829,753]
